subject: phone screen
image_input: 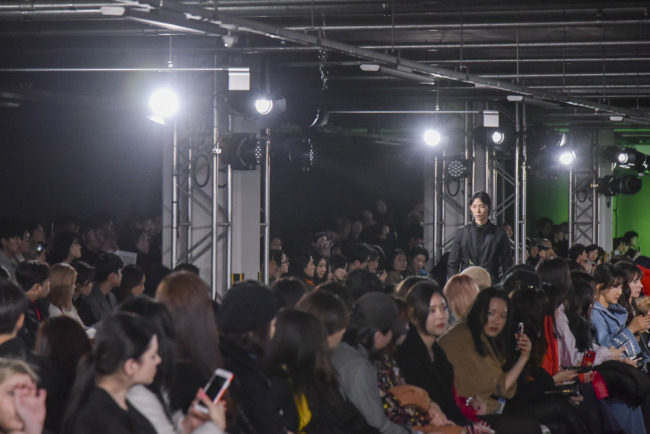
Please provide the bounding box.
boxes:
[195,369,233,412]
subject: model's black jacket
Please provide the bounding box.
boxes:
[447,220,513,281]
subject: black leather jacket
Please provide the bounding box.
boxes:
[447,220,513,281]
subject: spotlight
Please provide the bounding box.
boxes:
[558,150,576,165]
[254,98,273,115]
[615,147,649,172]
[148,88,179,119]
[221,133,266,170]
[446,158,468,180]
[597,175,642,196]
[423,129,442,147]
[491,131,505,145]
[288,138,315,171]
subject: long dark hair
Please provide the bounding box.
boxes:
[266,308,340,409]
[288,252,313,281]
[510,287,548,366]
[61,312,156,432]
[536,257,571,311]
[119,297,175,412]
[406,280,444,332]
[614,260,643,317]
[155,272,222,379]
[466,287,512,357]
[47,231,79,264]
[593,263,625,297]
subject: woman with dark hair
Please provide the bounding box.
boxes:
[271,277,307,309]
[120,297,225,434]
[395,280,491,433]
[384,249,407,287]
[47,231,82,265]
[216,281,285,434]
[268,250,289,284]
[155,272,224,415]
[114,264,146,304]
[288,252,316,287]
[438,287,540,433]
[35,316,91,406]
[61,312,161,433]
[591,263,647,360]
[312,254,329,286]
[266,308,345,433]
[404,246,429,278]
[121,227,155,271]
[329,254,348,284]
[614,260,650,335]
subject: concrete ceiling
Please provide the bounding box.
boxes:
[2,1,650,144]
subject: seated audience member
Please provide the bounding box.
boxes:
[22,221,47,262]
[310,231,333,260]
[612,237,628,258]
[313,281,355,311]
[443,274,479,323]
[155,273,225,415]
[267,308,349,433]
[216,281,286,434]
[0,279,63,432]
[395,281,490,432]
[329,254,348,284]
[404,246,430,278]
[268,250,289,284]
[271,277,307,309]
[375,298,465,434]
[536,217,554,241]
[526,238,541,268]
[384,249,408,287]
[347,243,371,273]
[113,264,146,304]
[366,245,385,274]
[460,266,491,291]
[270,236,283,252]
[330,292,412,434]
[61,312,160,434]
[585,244,600,274]
[553,224,569,259]
[568,244,589,273]
[624,230,640,259]
[78,219,105,266]
[47,232,82,265]
[438,288,541,433]
[288,252,316,287]
[82,252,123,325]
[34,316,91,406]
[15,261,50,349]
[48,263,85,327]
[70,261,95,326]
[297,291,349,351]
[591,263,647,361]
[0,358,46,434]
[0,220,24,282]
[120,297,226,434]
[121,227,155,271]
[538,239,555,262]
[345,269,383,301]
[614,260,650,351]
[312,253,329,286]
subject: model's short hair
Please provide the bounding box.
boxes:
[15,260,50,292]
[468,191,492,212]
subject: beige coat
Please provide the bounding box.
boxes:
[438,321,516,414]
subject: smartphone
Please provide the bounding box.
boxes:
[194,368,233,414]
[375,270,385,276]
[36,241,45,254]
[517,322,524,338]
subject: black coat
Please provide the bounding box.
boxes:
[447,220,513,281]
[393,326,470,426]
[220,336,286,434]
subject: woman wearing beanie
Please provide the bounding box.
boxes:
[217,280,286,434]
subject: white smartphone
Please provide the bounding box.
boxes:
[194,368,233,414]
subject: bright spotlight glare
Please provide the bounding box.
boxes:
[149,89,179,118]
[557,132,568,147]
[491,131,505,145]
[423,129,441,147]
[558,150,576,165]
[254,98,273,115]
[617,152,629,164]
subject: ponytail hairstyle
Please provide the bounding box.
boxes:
[61,312,156,432]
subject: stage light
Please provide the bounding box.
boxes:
[423,129,442,147]
[149,88,179,119]
[558,150,576,165]
[221,133,267,170]
[446,158,468,180]
[288,138,315,171]
[491,131,505,145]
[254,98,273,115]
[615,147,649,172]
[598,175,642,196]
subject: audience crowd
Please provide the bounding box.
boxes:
[0,205,649,434]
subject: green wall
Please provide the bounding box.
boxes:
[527,173,569,236]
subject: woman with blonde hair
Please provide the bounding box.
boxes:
[443,274,480,322]
[48,263,84,326]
